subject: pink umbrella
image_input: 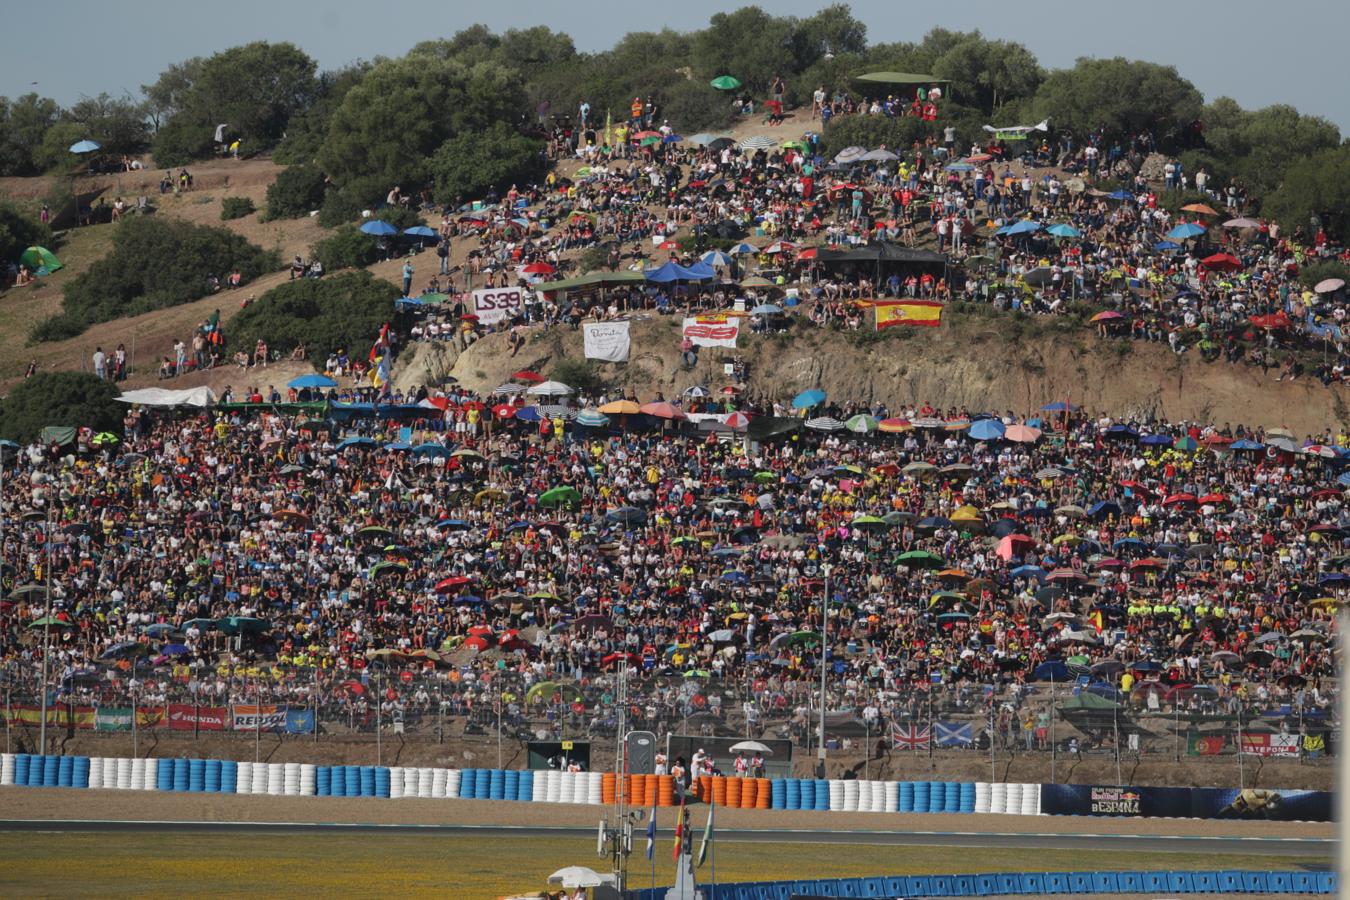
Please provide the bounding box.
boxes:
[1004,424,1043,443]
[640,401,686,420]
[995,533,1037,561]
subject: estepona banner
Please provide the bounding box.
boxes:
[583,321,631,361]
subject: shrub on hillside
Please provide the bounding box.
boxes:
[428,123,545,205]
[228,270,397,360]
[0,203,51,270]
[31,216,278,342]
[264,163,327,220]
[0,371,121,443]
[316,174,389,228]
[550,357,604,395]
[311,225,380,271]
[220,196,256,220]
[820,116,931,157]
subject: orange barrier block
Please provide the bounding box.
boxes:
[756,778,771,809]
[725,776,742,808]
[601,771,616,805]
[657,775,675,807]
[711,775,727,807]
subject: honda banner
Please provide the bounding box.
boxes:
[167,704,229,731]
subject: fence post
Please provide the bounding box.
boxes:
[313,669,319,743]
[437,681,444,745]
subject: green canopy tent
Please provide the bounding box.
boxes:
[854,71,952,101]
[19,246,62,275]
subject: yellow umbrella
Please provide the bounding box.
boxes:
[951,505,982,521]
[599,400,641,415]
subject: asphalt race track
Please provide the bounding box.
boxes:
[0,820,1331,857]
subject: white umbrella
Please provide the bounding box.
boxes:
[859,148,898,162]
[526,380,573,396]
[1315,278,1345,294]
[548,866,608,889]
[729,740,773,755]
[1223,217,1260,229]
[834,146,866,164]
[492,383,525,395]
[738,136,777,151]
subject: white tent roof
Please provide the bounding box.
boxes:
[117,387,216,407]
[526,380,573,396]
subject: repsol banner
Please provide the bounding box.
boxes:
[1040,783,1332,822]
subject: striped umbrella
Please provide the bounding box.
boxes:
[845,414,879,433]
[575,410,609,427]
[738,136,777,151]
[878,418,911,433]
[805,417,844,431]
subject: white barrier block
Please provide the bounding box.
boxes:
[300,764,317,796]
[283,762,301,796]
[266,762,284,795]
[251,763,267,794]
[236,762,253,795]
[974,782,991,814]
[572,772,589,805]
[444,769,459,798]
[142,758,158,791]
[1021,783,1039,816]
[1005,782,1024,814]
[828,779,844,811]
[114,757,131,790]
[1,753,14,786]
[856,780,871,812]
[389,767,404,799]
[884,781,899,813]
[130,758,146,791]
[869,781,886,813]
[86,757,103,790]
[532,771,549,802]
[587,771,603,805]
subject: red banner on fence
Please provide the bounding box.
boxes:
[166,704,229,731]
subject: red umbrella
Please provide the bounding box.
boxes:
[1248,312,1292,330]
[724,411,751,429]
[1162,493,1197,507]
[511,370,545,383]
[1198,493,1228,505]
[658,240,679,250]
[435,575,474,593]
[797,247,818,260]
[463,636,491,651]
[1201,253,1242,272]
[492,404,516,420]
[521,262,555,275]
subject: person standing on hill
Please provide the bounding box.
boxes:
[402,259,414,298]
[92,347,106,380]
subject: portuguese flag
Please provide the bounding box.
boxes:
[1187,733,1226,756]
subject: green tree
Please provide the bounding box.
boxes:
[318,55,525,188]
[265,163,328,219]
[0,372,121,443]
[228,270,397,360]
[930,33,1043,113]
[429,123,545,204]
[0,203,51,267]
[692,7,798,96]
[1264,144,1350,243]
[311,225,380,270]
[33,217,278,341]
[32,122,86,173]
[152,42,318,165]
[273,62,371,165]
[1031,57,1202,139]
[0,93,62,176]
[220,196,256,220]
[66,93,150,156]
[821,115,930,157]
[141,58,203,132]
[1201,99,1340,196]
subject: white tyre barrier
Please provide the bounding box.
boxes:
[1,753,14,786]
[545,770,561,803]
[869,780,886,813]
[828,779,844,811]
[250,763,267,794]
[856,780,870,812]
[533,771,549,803]
[443,769,459,799]
[571,772,588,805]
[236,762,253,795]
[115,757,132,790]
[142,758,157,792]
[130,758,146,791]
[974,782,991,814]
[1005,782,1024,815]
[884,780,899,813]
[266,763,284,796]
[587,771,603,805]
[1021,783,1040,816]
[284,762,301,796]
[416,768,432,798]
[300,764,316,796]
[989,781,1007,814]
[843,780,860,812]
[87,757,104,790]
[389,767,404,799]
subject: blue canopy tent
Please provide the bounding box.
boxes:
[644,260,714,282]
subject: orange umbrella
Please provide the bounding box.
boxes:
[1181,203,1219,216]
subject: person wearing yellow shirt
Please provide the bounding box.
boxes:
[1121,671,1135,693]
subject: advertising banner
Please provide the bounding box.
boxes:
[470,287,524,326]
[874,300,943,328]
[1039,783,1332,822]
[682,316,739,348]
[166,704,229,732]
[231,704,287,731]
[1238,733,1299,758]
[582,321,631,361]
[94,706,164,731]
[285,708,316,735]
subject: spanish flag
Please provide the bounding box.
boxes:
[874,300,943,329]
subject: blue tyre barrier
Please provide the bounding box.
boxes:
[14,754,30,786]
[157,759,174,791]
[928,781,945,812]
[475,768,490,798]
[73,757,90,788]
[204,759,222,793]
[959,781,975,812]
[785,779,801,810]
[57,755,74,787]
[912,781,930,813]
[503,769,519,801]
[344,766,360,797]
[770,779,786,810]
[330,767,346,797]
[359,766,375,797]
[173,759,189,792]
[221,760,238,793]
[898,781,914,813]
[42,755,59,787]
[518,771,534,801]
[489,769,505,800]
[943,781,959,812]
[188,758,206,792]
[375,767,391,798]
[814,780,829,810]
[460,768,476,799]
[316,766,331,796]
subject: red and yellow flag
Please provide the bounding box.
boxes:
[875,300,943,329]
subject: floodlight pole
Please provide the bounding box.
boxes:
[38,510,54,754]
[818,563,832,774]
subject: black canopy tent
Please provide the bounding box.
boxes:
[812,242,950,287]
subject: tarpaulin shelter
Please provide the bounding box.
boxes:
[812,242,949,284]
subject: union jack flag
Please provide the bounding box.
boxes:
[891,722,931,750]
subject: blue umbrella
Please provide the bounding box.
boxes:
[944,161,974,172]
[336,436,376,450]
[1167,223,1206,240]
[1010,565,1047,582]
[1154,240,1181,251]
[514,406,544,423]
[792,389,826,409]
[1046,223,1080,238]
[404,225,438,238]
[1139,433,1173,446]
[288,374,338,390]
[1230,439,1265,451]
[359,220,398,236]
[1087,501,1121,520]
[1034,660,1069,681]
[575,410,610,427]
[968,419,1005,441]
[662,133,683,143]
[1107,189,1134,201]
[728,243,757,255]
[720,571,749,584]
[1006,220,1042,236]
[452,595,485,606]
[412,443,451,458]
[1040,401,1079,412]
[160,643,191,656]
[69,139,101,154]
[701,250,734,266]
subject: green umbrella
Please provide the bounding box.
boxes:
[369,561,407,578]
[896,550,946,569]
[781,140,807,151]
[539,485,582,507]
[19,246,62,274]
[418,292,450,304]
[851,515,886,530]
[753,471,777,484]
[28,616,68,629]
[640,135,662,147]
[845,415,878,434]
[91,432,120,446]
[710,75,742,90]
